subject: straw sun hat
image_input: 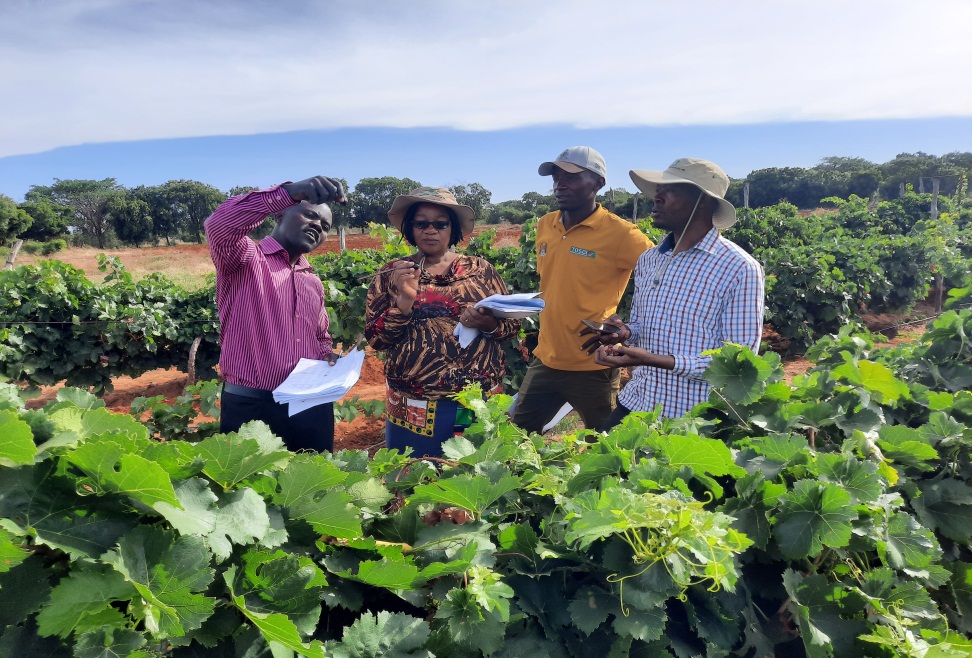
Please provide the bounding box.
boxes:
[387,187,476,235]
[629,158,737,229]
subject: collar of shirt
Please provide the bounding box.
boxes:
[557,203,606,231]
[258,235,312,271]
[658,226,720,256]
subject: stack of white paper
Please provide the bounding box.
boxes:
[272,348,366,416]
[454,292,545,348]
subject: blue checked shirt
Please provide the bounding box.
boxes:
[618,227,765,418]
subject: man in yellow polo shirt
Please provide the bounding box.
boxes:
[512,146,653,432]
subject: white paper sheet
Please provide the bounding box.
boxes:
[272,349,366,416]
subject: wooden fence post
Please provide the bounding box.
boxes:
[3,239,23,270]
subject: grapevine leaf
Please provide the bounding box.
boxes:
[286,487,361,539]
[0,462,136,559]
[73,627,146,658]
[946,562,972,634]
[565,453,624,496]
[197,421,291,489]
[35,566,135,638]
[330,611,431,658]
[273,454,348,508]
[225,565,327,658]
[408,474,520,518]
[0,555,51,628]
[435,587,506,655]
[920,412,967,446]
[56,388,103,410]
[0,618,72,658]
[207,487,271,562]
[704,344,773,406]
[719,472,784,550]
[79,408,148,441]
[814,454,882,504]
[104,526,215,638]
[155,477,218,536]
[611,605,666,642]
[346,477,394,512]
[467,566,514,621]
[338,558,420,591]
[783,570,867,658]
[231,550,327,636]
[879,512,941,572]
[0,410,35,467]
[508,574,573,638]
[568,586,615,635]
[66,437,181,510]
[860,568,939,622]
[0,526,28,573]
[774,480,855,559]
[877,425,939,471]
[911,479,972,543]
[647,433,746,478]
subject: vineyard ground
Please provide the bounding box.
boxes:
[18,223,929,450]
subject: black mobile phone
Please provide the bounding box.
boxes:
[581,319,622,334]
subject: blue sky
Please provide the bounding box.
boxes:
[1,0,971,202]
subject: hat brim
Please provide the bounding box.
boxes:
[387,196,476,236]
[629,169,737,229]
[538,161,587,176]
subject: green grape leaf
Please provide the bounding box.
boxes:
[647,433,746,479]
[408,474,520,518]
[103,526,215,638]
[155,477,218,536]
[611,605,666,642]
[814,454,882,504]
[704,344,774,406]
[565,453,624,496]
[66,437,181,510]
[832,360,909,403]
[36,566,135,638]
[225,565,326,658]
[73,626,146,658]
[0,526,28,573]
[0,410,35,467]
[56,388,103,410]
[0,555,52,628]
[568,587,615,635]
[340,558,421,591]
[911,479,972,543]
[436,588,506,655]
[207,487,270,562]
[783,570,868,658]
[877,425,939,471]
[198,421,291,489]
[330,611,431,658]
[774,480,855,559]
[947,562,972,635]
[231,550,327,636]
[0,462,136,559]
[879,512,941,572]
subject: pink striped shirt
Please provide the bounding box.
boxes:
[204,185,333,390]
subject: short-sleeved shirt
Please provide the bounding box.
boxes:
[533,205,653,370]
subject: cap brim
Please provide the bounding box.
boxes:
[387,196,476,235]
[629,170,737,229]
[538,161,586,176]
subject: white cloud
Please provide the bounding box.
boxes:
[1,0,970,157]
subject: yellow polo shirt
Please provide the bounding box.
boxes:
[533,205,652,370]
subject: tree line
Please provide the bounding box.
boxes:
[1,151,970,249]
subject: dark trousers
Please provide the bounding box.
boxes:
[512,358,621,433]
[220,391,334,453]
[603,403,632,432]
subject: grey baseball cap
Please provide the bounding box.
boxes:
[538,146,607,178]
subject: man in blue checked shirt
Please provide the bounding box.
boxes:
[589,158,765,425]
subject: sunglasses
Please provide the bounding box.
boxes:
[413,220,450,231]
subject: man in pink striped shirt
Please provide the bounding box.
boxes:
[204,175,346,452]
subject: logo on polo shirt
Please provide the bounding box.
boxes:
[569,246,596,259]
[539,242,547,257]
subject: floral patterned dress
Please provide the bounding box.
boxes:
[364,254,520,454]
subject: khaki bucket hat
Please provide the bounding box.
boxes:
[629,158,737,229]
[387,187,476,235]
